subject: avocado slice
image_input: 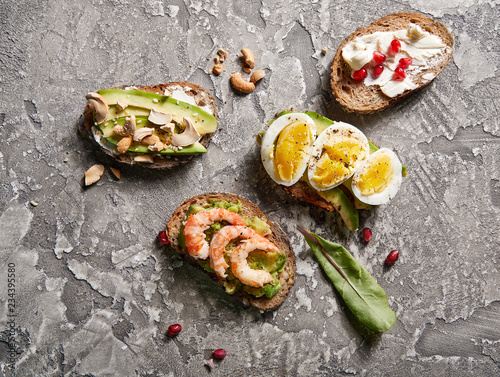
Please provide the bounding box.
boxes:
[98,89,217,135]
[315,187,360,231]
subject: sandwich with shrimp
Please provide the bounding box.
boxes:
[165,192,296,312]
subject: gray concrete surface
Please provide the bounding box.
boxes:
[1,1,499,376]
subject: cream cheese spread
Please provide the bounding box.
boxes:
[166,85,213,115]
[342,24,446,97]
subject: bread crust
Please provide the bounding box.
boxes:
[79,82,218,169]
[331,12,454,114]
[166,192,296,312]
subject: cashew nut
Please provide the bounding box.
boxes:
[113,115,136,136]
[241,48,255,69]
[86,92,108,125]
[141,134,161,146]
[84,164,105,186]
[230,73,255,94]
[250,70,266,84]
[212,64,223,75]
[117,135,133,154]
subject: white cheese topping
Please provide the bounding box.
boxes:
[166,85,213,115]
[342,24,446,98]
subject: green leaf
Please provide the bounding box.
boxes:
[298,226,397,332]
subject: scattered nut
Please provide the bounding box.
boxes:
[148,109,172,125]
[217,49,228,62]
[30,200,38,207]
[212,64,223,75]
[242,64,252,74]
[110,167,121,179]
[85,93,108,125]
[321,47,328,55]
[133,155,154,163]
[148,140,165,152]
[142,134,161,146]
[84,164,105,186]
[241,48,255,69]
[250,69,266,84]
[117,135,133,154]
[113,115,136,136]
[116,99,128,111]
[133,127,154,142]
[214,56,220,64]
[230,73,255,94]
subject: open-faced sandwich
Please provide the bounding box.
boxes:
[331,12,454,113]
[80,82,218,168]
[165,193,296,312]
[260,111,406,231]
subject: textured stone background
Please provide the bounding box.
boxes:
[0,0,499,376]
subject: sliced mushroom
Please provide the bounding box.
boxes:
[86,92,108,125]
[171,117,201,147]
[148,108,173,125]
[133,127,155,142]
[113,114,136,136]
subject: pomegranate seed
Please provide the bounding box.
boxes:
[167,323,182,337]
[389,39,401,56]
[352,68,367,81]
[385,250,399,266]
[213,348,227,359]
[398,58,412,69]
[393,67,406,81]
[373,51,386,65]
[158,230,169,245]
[362,227,372,242]
[372,65,384,78]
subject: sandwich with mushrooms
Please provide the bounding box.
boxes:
[80,82,218,168]
[166,192,296,312]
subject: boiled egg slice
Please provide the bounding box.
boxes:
[261,113,316,186]
[308,122,369,191]
[351,148,402,205]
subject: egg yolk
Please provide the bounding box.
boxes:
[356,153,393,195]
[312,140,364,187]
[274,120,313,181]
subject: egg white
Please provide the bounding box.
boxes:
[261,113,316,186]
[307,122,369,191]
[351,148,402,205]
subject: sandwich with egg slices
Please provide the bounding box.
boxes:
[80,82,218,168]
[260,111,406,231]
[331,12,454,113]
[165,192,296,312]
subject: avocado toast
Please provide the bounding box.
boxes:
[80,82,218,169]
[166,193,296,312]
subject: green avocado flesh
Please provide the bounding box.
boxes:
[98,117,207,155]
[178,200,284,299]
[98,89,217,135]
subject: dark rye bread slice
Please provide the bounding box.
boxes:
[331,12,454,114]
[166,192,296,312]
[79,82,218,169]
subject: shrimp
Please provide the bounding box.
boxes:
[209,226,270,278]
[230,237,282,288]
[183,207,245,260]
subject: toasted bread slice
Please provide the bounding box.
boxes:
[166,192,296,312]
[331,12,454,113]
[79,82,218,169]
